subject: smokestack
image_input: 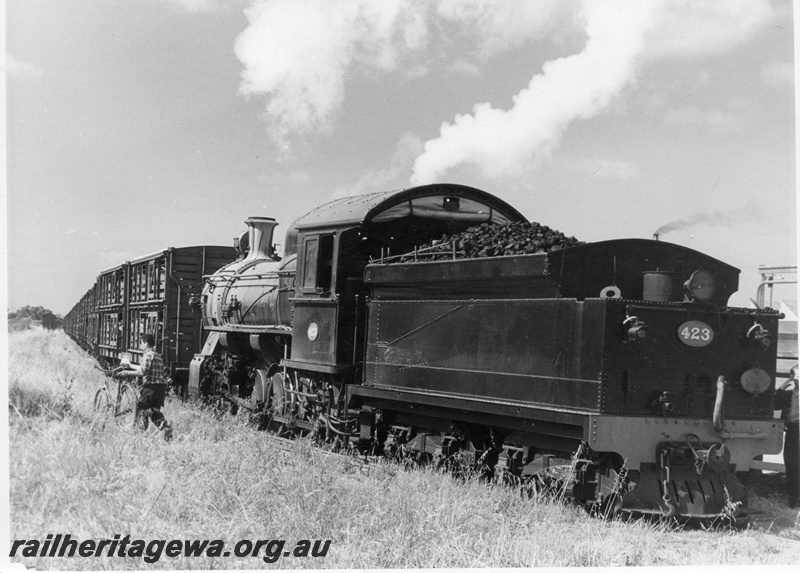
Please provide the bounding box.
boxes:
[243,217,279,262]
[653,232,660,241]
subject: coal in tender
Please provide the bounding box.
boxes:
[397,221,585,263]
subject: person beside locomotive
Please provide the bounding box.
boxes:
[115,334,174,441]
[776,364,799,508]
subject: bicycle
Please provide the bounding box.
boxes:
[93,365,140,424]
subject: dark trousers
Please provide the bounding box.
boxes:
[136,384,169,431]
[785,422,799,506]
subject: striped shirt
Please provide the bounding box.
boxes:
[140,349,167,385]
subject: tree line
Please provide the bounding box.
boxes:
[8,306,64,331]
[8,305,62,320]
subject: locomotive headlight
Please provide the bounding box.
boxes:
[740,368,771,394]
[623,316,648,342]
[746,323,772,349]
[627,323,648,342]
[684,270,715,302]
[307,322,319,342]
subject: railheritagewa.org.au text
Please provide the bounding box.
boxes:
[10,534,331,564]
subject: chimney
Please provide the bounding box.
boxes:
[243,217,279,262]
[653,232,660,241]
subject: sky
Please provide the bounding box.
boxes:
[4,0,797,315]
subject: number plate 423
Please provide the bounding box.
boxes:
[678,321,714,347]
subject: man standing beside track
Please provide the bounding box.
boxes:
[777,365,799,508]
[116,334,173,442]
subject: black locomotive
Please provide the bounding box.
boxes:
[41,312,59,331]
[189,183,784,523]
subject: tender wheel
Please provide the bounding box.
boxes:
[589,492,624,520]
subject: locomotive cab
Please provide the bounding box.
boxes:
[283,184,526,376]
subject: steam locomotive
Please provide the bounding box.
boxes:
[189,183,784,523]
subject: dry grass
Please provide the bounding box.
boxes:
[7,328,800,569]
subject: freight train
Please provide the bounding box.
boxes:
[64,245,236,393]
[68,183,785,523]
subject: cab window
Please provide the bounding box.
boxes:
[301,234,335,294]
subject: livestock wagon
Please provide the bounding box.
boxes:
[65,245,236,393]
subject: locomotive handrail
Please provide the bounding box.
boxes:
[371,240,461,264]
[166,250,181,367]
[127,298,167,306]
[225,286,278,325]
[204,273,282,282]
[384,305,465,347]
[755,279,796,309]
[204,325,290,334]
[712,376,727,434]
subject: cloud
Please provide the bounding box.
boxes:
[6,54,43,77]
[234,0,561,148]
[235,0,430,147]
[761,61,794,88]
[644,0,774,60]
[410,0,776,184]
[435,0,561,61]
[234,0,777,179]
[664,105,741,131]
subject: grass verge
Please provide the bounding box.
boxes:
[7,329,800,568]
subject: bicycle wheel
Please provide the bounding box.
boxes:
[94,387,111,414]
[116,384,138,424]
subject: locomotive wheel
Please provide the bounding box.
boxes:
[245,368,277,428]
[264,370,326,440]
[264,371,289,435]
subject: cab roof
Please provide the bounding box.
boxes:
[291,183,527,230]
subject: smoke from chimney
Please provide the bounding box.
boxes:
[233,0,775,178]
[410,1,659,184]
[654,204,759,238]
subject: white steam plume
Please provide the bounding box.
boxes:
[234,0,560,148]
[410,0,775,184]
[412,0,659,184]
[234,0,776,173]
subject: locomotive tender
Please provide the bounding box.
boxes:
[191,183,784,522]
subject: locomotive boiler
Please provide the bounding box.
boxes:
[190,217,296,405]
[189,183,784,523]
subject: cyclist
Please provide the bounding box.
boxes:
[115,334,173,441]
